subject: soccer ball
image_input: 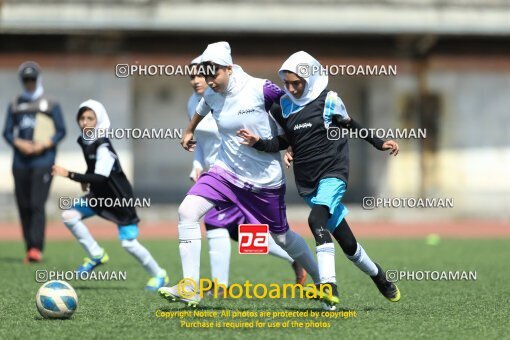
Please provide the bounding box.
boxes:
[36,280,78,319]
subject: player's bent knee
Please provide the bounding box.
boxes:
[271,231,304,257]
[178,197,201,223]
[307,213,320,230]
[271,231,290,247]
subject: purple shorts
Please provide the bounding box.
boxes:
[204,205,245,232]
[188,167,289,234]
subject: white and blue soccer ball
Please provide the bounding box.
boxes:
[36,280,78,319]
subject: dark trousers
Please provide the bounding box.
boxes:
[13,167,53,251]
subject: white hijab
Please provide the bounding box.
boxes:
[78,99,111,142]
[201,41,233,66]
[190,55,202,65]
[278,51,328,107]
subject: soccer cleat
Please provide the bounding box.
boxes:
[371,263,401,302]
[76,252,109,274]
[145,270,170,291]
[158,284,201,307]
[24,248,42,263]
[291,261,307,285]
[303,282,340,307]
[316,282,340,307]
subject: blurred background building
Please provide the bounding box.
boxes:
[1,0,509,220]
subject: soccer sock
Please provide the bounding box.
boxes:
[308,205,336,283]
[332,219,378,276]
[63,213,103,258]
[268,234,293,264]
[121,239,165,277]
[271,230,320,284]
[332,218,358,256]
[316,243,336,283]
[178,195,215,286]
[207,228,231,286]
[178,226,201,285]
[346,243,378,277]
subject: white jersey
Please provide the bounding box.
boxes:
[187,93,221,171]
[196,74,285,189]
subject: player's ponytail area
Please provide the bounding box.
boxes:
[1,219,508,338]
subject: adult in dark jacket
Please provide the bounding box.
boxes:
[3,61,66,263]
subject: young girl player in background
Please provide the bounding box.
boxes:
[52,99,169,291]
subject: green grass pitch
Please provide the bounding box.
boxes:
[0,239,508,339]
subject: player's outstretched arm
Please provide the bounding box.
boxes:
[237,128,289,153]
[52,165,108,184]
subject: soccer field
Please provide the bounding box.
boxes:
[0,239,508,339]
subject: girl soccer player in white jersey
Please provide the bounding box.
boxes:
[238,51,401,303]
[186,58,306,293]
[159,42,325,307]
[52,99,169,291]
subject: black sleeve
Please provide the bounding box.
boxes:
[269,103,285,128]
[68,172,108,184]
[333,116,385,150]
[252,102,289,153]
[252,136,289,153]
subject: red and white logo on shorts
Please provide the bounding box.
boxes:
[238,224,269,254]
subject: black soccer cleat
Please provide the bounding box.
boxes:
[371,263,401,302]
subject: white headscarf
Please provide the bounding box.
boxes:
[224,65,249,96]
[278,51,328,107]
[190,55,202,65]
[201,41,233,66]
[78,99,111,141]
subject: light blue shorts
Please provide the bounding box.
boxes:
[303,178,349,232]
[72,201,139,241]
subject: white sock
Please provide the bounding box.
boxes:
[207,228,231,286]
[178,195,215,285]
[178,225,201,284]
[271,230,320,284]
[268,234,294,264]
[346,243,378,277]
[63,212,103,258]
[121,239,165,277]
[316,243,336,283]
